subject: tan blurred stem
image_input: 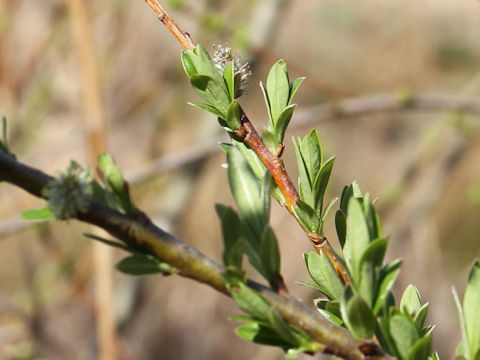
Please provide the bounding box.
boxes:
[0,0,17,104]
[67,1,115,360]
[0,152,377,360]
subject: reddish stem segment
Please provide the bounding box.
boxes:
[144,0,195,50]
[234,111,300,212]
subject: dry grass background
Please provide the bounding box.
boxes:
[1,0,480,359]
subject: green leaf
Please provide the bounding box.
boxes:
[273,104,296,144]
[83,232,133,252]
[260,171,272,231]
[335,210,347,248]
[321,197,338,223]
[299,130,322,186]
[188,101,224,118]
[268,308,299,345]
[190,75,229,119]
[314,299,343,325]
[181,45,232,118]
[227,146,263,237]
[182,45,231,119]
[341,287,376,340]
[453,287,469,359]
[313,156,335,211]
[339,184,354,213]
[293,137,313,205]
[232,140,266,180]
[288,77,306,105]
[414,303,430,330]
[260,81,272,124]
[401,285,422,317]
[229,282,271,322]
[373,259,402,314]
[97,153,135,214]
[215,204,243,269]
[463,260,480,358]
[305,251,344,300]
[236,322,289,348]
[266,60,290,126]
[181,51,197,77]
[408,337,432,360]
[343,197,371,283]
[390,313,420,360]
[259,226,280,284]
[262,129,279,154]
[226,100,242,130]
[223,61,235,101]
[358,237,389,307]
[116,254,174,275]
[21,207,53,221]
[294,200,319,233]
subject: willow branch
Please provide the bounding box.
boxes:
[0,151,371,360]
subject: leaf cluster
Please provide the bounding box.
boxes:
[293,130,336,234]
[260,60,305,152]
[303,182,436,359]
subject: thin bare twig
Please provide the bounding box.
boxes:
[144,0,195,50]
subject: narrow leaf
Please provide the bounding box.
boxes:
[223,61,235,101]
[390,314,420,360]
[259,226,280,284]
[313,156,335,212]
[463,260,480,358]
[268,309,299,345]
[266,60,290,126]
[116,254,173,275]
[229,282,271,322]
[215,204,243,269]
[341,287,376,340]
[260,81,272,124]
[400,285,422,317]
[188,101,224,118]
[236,322,290,348]
[305,251,344,300]
[226,100,242,130]
[227,147,263,237]
[288,77,306,105]
[358,237,389,307]
[273,104,296,144]
[343,197,371,283]
[21,207,52,221]
[181,51,197,77]
[373,259,402,315]
[408,337,432,360]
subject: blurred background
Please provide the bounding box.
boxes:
[1,0,480,359]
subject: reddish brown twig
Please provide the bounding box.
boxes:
[233,109,300,212]
[144,0,195,50]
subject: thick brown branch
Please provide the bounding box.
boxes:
[0,151,370,360]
